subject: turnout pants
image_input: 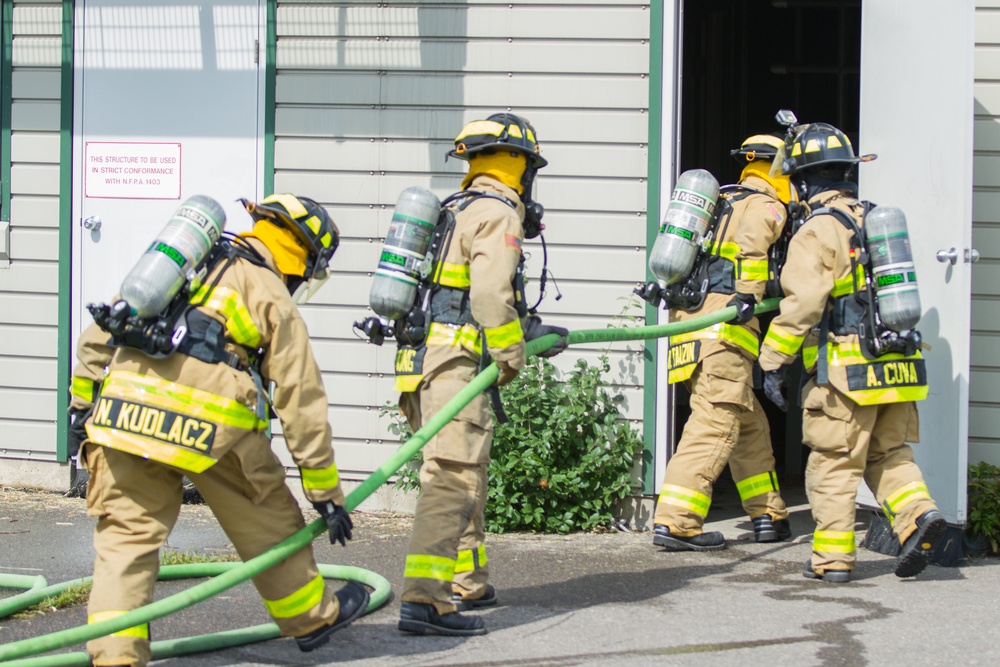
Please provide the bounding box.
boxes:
[654,352,787,537]
[802,380,938,574]
[399,357,492,614]
[82,437,338,667]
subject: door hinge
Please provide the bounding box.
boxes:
[254,39,259,65]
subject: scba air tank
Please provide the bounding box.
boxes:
[648,169,720,286]
[865,206,921,332]
[119,195,226,318]
[369,186,442,320]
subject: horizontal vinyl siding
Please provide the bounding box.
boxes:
[1,0,64,460]
[274,1,650,478]
[971,1,1000,466]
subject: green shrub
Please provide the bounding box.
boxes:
[966,461,1000,555]
[385,355,643,534]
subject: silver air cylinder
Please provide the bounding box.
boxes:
[648,169,720,286]
[865,206,921,332]
[119,195,226,318]
[369,186,441,320]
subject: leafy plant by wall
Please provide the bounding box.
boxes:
[966,461,1000,556]
[385,355,643,534]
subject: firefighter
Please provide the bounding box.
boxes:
[75,194,368,667]
[650,134,794,551]
[395,113,568,636]
[759,122,946,582]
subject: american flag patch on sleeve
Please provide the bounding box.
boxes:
[504,233,522,250]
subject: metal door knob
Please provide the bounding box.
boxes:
[967,248,981,264]
[936,248,958,265]
[83,215,102,231]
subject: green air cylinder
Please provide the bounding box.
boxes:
[865,206,921,332]
[369,187,441,320]
[119,195,226,318]
[648,169,720,286]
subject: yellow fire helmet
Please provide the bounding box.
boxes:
[240,194,339,303]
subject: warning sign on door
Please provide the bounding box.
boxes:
[85,142,182,200]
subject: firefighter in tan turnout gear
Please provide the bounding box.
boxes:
[73,194,368,667]
[642,133,793,551]
[394,113,567,636]
[759,122,946,582]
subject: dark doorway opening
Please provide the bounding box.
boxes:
[672,0,862,486]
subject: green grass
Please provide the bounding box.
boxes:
[12,582,92,619]
[159,549,241,566]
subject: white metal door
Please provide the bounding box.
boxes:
[73,0,264,340]
[858,0,975,523]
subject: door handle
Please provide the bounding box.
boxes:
[966,248,981,264]
[936,248,958,265]
[83,215,102,231]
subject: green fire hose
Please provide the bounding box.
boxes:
[0,299,779,665]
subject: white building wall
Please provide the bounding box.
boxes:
[971,2,1000,465]
[271,1,653,486]
[0,0,64,479]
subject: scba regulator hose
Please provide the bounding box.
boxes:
[0,299,779,665]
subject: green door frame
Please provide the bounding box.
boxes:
[641,2,665,494]
[56,0,75,461]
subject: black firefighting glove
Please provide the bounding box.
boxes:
[312,501,353,547]
[523,315,569,358]
[68,405,93,460]
[763,365,790,413]
[726,292,757,325]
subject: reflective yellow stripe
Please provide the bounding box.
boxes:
[262,574,325,619]
[882,482,932,523]
[71,376,97,403]
[454,544,488,573]
[426,322,482,353]
[737,258,768,281]
[191,285,262,348]
[735,472,778,501]
[85,426,218,473]
[404,554,456,582]
[395,374,424,392]
[301,462,340,491]
[88,610,150,640]
[803,344,817,370]
[672,322,759,357]
[483,319,524,349]
[101,371,266,431]
[831,264,867,298]
[813,530,855,554]
[708,241,740,261]
[657,483,711,518]
[763,324,805,356]
[668,364,697,385]
[436,261,471,289]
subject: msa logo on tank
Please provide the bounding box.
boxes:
[91,397,216,452]
[846,358,927,390]
[668,340,701,370]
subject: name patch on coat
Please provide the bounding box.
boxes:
[667,340,701,371]
[846,358,927,390]
[91,397,216,452]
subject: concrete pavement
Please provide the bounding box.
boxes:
[2,484,998,666]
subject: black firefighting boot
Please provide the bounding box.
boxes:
[802,561,851,583]
[398,601,487,636]
[895,509,947,578]
[451,584,497,611]
[295,582,370,652]
[752,515,793,543]
[652,524,726,551]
